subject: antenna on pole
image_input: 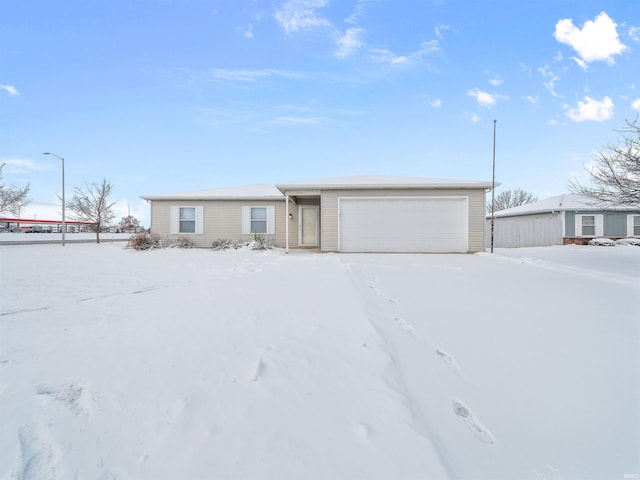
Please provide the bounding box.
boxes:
[491,119,497,254]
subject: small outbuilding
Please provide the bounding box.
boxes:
[488,194,640,248]
[142,175,494,253]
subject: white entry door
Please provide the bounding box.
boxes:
[300,206,319,246]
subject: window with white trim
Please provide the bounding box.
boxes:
[179,207,196,233]
[581,215,595,236]
[251,207,267,233]
[575,214,603,237]
[242,206,275,234]
[170,206,204,234]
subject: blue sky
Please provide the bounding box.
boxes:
[1,0,639,226]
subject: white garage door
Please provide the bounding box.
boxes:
[339,197,468,253]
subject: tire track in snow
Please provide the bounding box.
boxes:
[484,252,640,288]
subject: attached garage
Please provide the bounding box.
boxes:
[339,197,469,253]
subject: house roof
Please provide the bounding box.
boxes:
[141,175,495,201]
[492,193,639,218]
[276,175,495,191]
[141,184,284,201]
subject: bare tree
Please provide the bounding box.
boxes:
[569,118,640,205]
[118,215,140,233]
[488,189,538,213]
[0,163,31,216]
[66,178,116,243]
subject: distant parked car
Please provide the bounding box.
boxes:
[0,226,8,233]
[27,225,44,233]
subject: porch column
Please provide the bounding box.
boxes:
[285,193,290,253]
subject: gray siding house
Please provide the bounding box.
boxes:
[488,194,640,248]
[142,175,494,253]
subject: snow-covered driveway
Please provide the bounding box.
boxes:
[1,244,638,480]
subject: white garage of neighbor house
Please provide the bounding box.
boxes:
[141,175,494,253]
[488,194,640,248]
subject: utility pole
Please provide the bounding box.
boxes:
[491,119,497,254]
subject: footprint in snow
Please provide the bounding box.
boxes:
[387,298,398,306]
[353,422,372,442]
[132,285,159,295]
[435,349,463,376]
[452,400,495,445]
[393,317,417,337]
[249,359,263,382]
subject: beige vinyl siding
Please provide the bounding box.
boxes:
[150,199,297,248]
[467,189,487,252]
[320,188,487,252]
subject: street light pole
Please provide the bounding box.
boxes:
[43,152,65,246]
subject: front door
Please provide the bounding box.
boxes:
[300,206,318,246]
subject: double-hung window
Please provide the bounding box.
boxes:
[179,207,196,233]
[170,206,203,234]
[575,214,602,237]
[250,207,267,233]
[242,206,275,235]
[581,215,595,236]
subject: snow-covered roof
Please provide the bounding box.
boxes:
[276,175,495,190]
[492,193,639,218]
[142,176,495,201]
[141,184,284,201]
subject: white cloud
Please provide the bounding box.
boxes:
[538,65,561,98]
[553,51,564,62]
[271,116,325,125]
[524,95,539,104]
[334,28,365,59]
[370,40,440,66]
[429,99,442,108]
[0,84,19,96]
[345,1,367,25]
[467,88,496,108]
[464,112,480,123]
[628,26,640,42]
[1,158,51,173]
[210,68,304,83]
[564,95,614,122]
[554,12,627,65]
[489,76,503,86]
[274,0,370,62]
[237,24,254,39]
[274,0,331,35]
[632,98,640,112]
[435,23,450,39]
[571,56,587,70]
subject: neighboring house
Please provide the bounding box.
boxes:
[487,194,640,248]
[141,175,494,253]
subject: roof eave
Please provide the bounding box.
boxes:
[276,182,495,191]
[140,195,284,201]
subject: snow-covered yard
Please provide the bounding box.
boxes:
[1,243,638,480]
